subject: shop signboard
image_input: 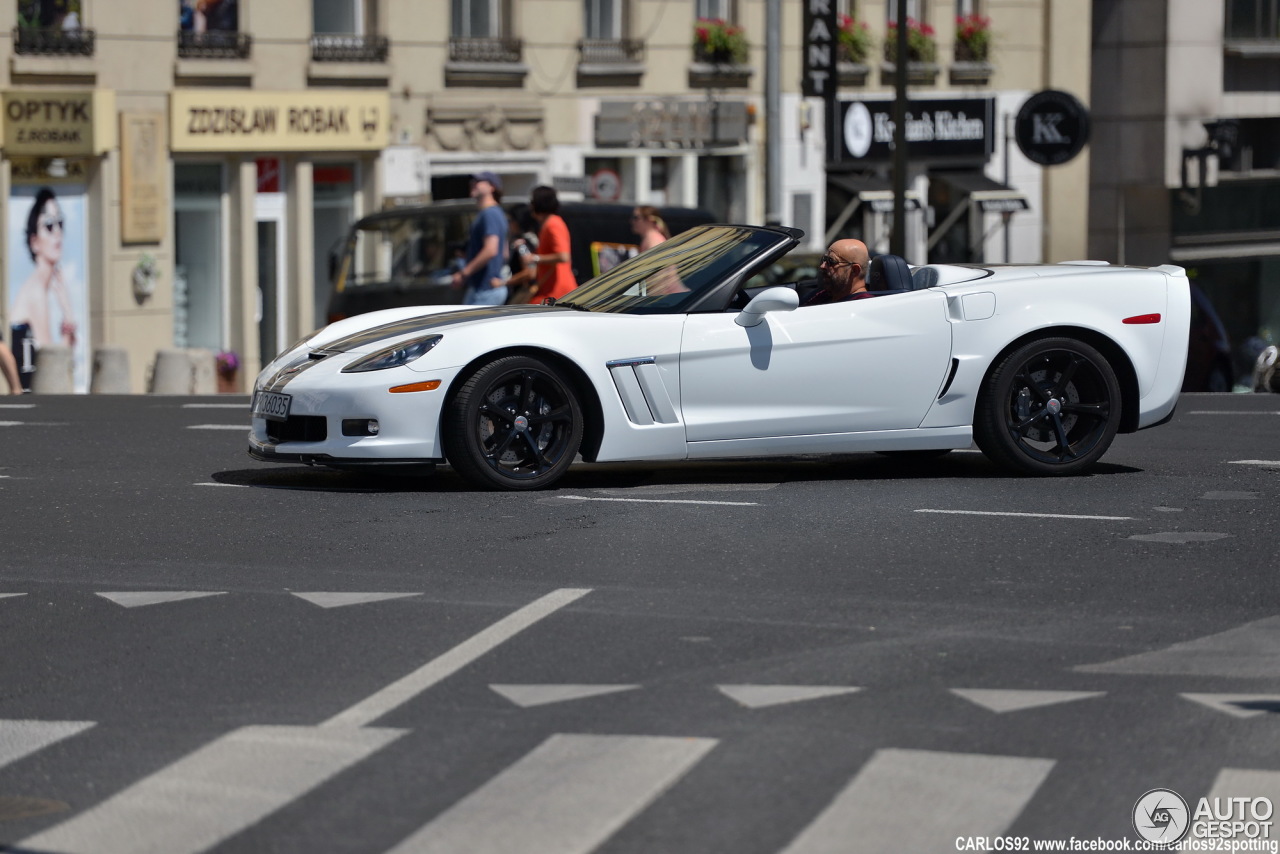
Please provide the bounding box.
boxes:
[1,90,117,156]
[170,90,390,152]
[120,112,168,244]
[1014,89,1090,166]
[595,99,748,149]
[838,98,994,162]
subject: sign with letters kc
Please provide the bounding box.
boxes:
[1014,90,1090,166]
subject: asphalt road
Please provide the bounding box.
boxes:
[1,392,1278,854]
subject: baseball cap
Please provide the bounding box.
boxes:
[470,171,503,191]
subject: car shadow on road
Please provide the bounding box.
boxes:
[212,453,1141,494]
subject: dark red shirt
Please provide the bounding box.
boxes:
[802,289,877,307]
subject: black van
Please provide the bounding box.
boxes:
[325,200,714,322]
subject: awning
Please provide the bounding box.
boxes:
[932,171,1029,213]
[828,174,921,213]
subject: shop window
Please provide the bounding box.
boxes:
[174,164,226,353]
[697,155,745,223]
[312,164,357,329]
[14,0,93,55]
[312,0,386,61]
[1226,0,1280,40]
[178,0,249,58]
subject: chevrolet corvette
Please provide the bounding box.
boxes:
[248,224,1189,490]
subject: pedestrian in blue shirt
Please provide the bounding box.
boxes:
[451,172,508,306]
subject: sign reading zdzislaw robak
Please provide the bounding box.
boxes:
[839,98,994,162]
[171,91,389,152]
[2,90,117,156]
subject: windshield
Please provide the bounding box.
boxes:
[337,209,476,291]
[565,226,785,314]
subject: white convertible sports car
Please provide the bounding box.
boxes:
[249,224,1190,490]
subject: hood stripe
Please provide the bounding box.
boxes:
[325,305,549,352]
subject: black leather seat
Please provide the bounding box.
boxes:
[867,254,912,294]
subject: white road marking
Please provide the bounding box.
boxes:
[779,749,1055,854]
[194,482,248,488]
[1204,769,1280,839]
[1229,459,1280,467]
[716,685,861,709]
[1180,693,1280,719]
[915,509,1134,521]
[490,684,640,708]
[182,403,247,409]
[384,734,717,854]
[0,593,26,599]
[1190,410,1280,415]
[97,591,227,608]
[0,403,35,409]
[186,424,247,430]
[560,495,758,506]
[0,720,95,770]
[1076,615,1280,678]
[0,421,24,427]
[1202,490,1259,499]
[951,689,1105,714]
[291,592,422,609]
[1127,531,1231,543]
[18,725,405,854]
[322,587,591,729]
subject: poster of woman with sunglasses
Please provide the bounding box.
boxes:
[8,185,87,392]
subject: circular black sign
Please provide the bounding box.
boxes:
[1014,90,1090,166]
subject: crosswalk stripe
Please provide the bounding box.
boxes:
[0,720,95,771]
[17,724,405,854]
[779,749,1055,854]
[384,734,717,854]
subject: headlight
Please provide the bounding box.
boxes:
[341,334,443,373]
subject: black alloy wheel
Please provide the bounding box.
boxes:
[443,355,584,490]
[974,337,1122,476]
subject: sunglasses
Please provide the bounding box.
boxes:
[39,217,65,234]
[820,254,853,269]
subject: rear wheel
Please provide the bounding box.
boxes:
[974,337,1122,476]
[442,355,583,490]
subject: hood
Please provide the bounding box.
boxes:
[318,304,554,354]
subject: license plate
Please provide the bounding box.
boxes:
[252,391,291,422]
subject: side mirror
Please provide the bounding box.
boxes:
[735,286,800,327]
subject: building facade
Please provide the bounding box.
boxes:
[1091,0,1280,388]
[0,0,1092,393]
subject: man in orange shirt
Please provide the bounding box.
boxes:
[513,185,578,304]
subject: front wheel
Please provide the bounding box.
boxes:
[974,337,1122,476]
[442,355,584,490]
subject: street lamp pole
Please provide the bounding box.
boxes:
[765,0,782,226]
[891,0,909,257]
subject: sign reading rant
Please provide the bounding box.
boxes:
[839,98,994,161]
[2,90,116,155]
[171,91,389,152]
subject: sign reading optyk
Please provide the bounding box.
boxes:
[1014,89,1090,166]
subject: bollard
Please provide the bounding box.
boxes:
[31,346,73,393]
[190,349,217,395]
[150,348,195,394]
[90,347,131,394]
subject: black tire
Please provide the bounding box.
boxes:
[442,355,584,490]
[973,337,1122,476]
[876,449,954,460]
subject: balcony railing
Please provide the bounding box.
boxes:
[449,36,523,64]
[178,30,252,59]
[311,33,389,62]
[578,38,645,64]
[13,26,95,56]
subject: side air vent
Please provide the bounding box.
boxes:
[938,358,960,399]
[606,357,679,425]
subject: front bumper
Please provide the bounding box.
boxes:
[247,360,463,464]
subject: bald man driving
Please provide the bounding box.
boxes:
[803,238,872,306]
